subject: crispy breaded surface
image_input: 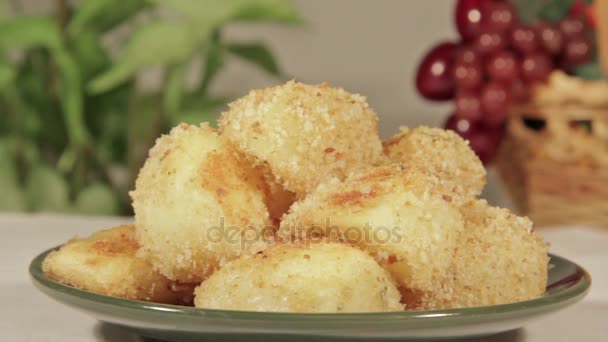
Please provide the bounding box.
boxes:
[194,243,403,312]
[279,164,464,309]
[383,126,486,202]
[446,200,549,308]
[131,123,273,283]
[42,225,182,303]
[219,81,383,196]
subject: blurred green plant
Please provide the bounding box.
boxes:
[0,0,301,215]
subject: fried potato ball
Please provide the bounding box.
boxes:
[279,164,464,309]
[131,123,273,283]
[383,126,486,202]
[219,81,383,196]
[446,200,549,308]
[194,243,404,312]
[42,225,186,303]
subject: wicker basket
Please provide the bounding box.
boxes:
[496,71,608,227]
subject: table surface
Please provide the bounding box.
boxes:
[1,213,607,341]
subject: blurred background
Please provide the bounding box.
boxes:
[0,0,457,216]
[1,0,605,225]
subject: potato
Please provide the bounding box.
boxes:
[383,126,486,203]
[42,225,186,303]
[447,200,549,308]
[279,164,464,309]
[219,81,383,196]
[194,243,403,312]
[131,123,273,283]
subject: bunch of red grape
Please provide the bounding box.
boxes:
[415,0,595,164]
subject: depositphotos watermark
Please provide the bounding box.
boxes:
[205,217,403,249]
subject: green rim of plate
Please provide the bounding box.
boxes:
[30,248,591,322]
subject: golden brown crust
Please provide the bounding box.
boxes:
[219,80,383,196]
[194,243,403,312]
[279,164,464,309]
[131,123,273,283]
[42,225,187,303]
[383,126,486,203]
[445,200,549,308]
[44,80,550,312]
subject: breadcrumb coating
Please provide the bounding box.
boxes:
[219,81,383,196]
[279,164,464,309]
[383,126,486,203]
[43,80,549,313]
[446,200,549,308]
[131,123,273,283]
[194,243,404,312]
[42,225,187,303]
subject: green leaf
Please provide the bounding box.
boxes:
[0,55,14,88]
[0,17,89,148]
[148,0,240,26]
[0,184,27,212]
[538,0,577,22]
[511,0,545,23]
[199,31,224,96]
[174,95,228,127]
[15,49,55,123]
[225,42,281,76]
[171,110,219,127]
[0,138,18,184]
[163,62,188,117]
[88,21,199,94]
[25,165,70,212]
[69,0,149,35]
[232,0,302,24]
[150,0,302,25]
[574,62,603,80]
[70,29,110,81]
[0,16,62,50]
[127,95,163,184]
[0,84,41,136]
[75,183,119,215]
[183,94,229,110]
[53,49,89,147]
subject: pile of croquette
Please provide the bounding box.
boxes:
[43,81,549,312]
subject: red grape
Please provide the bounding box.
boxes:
[455,90,483,121]
[487,51,519,82]
[455,0,484,41]
[482,1,517,33]
[570,0,586,17]
[473,29,506,56]
[415,42,458,101]
[536,23,564,55]
[454,46,481,64]
[444,113,476,136]
[452,60,483,89]
[444,114,502,164]
[510,78,529,103]
[559,16,587,38]
[564,35,593,66]
[521,53,553,82]
[480,81,511,124]
[510,25,538,54]
[467,124,503,164]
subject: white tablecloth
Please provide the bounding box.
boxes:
[1,214,607,341]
